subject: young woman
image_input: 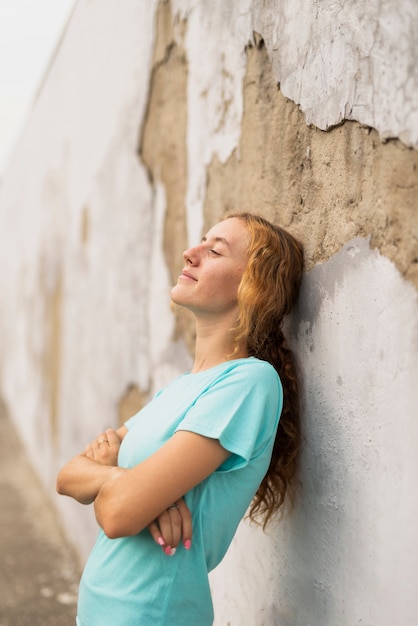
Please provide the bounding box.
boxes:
[57,212,304,625]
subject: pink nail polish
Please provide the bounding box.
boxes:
[157,536,165,546]
[164,545,172,555]
[184,539,191,550]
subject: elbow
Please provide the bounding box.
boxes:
[56,469,67,496]
[96,504,123,539]
[55,468,73,498]
[96,507,139,540]
[101,521,126,540]
[56,467,93,505]
[94,490,145,539]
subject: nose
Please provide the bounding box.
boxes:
[183,244,201,265]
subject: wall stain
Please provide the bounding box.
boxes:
[81,205,90,246]
[39,256,62,447]
[138,0,188,285]
[117,383,149,427]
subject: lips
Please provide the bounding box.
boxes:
[180,270,197,282]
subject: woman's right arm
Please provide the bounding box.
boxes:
[56,426,127,505]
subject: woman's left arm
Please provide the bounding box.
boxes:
[94,430,230,539]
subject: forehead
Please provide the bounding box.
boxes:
[205,218,249,251]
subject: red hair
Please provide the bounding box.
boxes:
[226,213,304,526]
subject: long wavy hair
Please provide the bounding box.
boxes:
[225,212,304,527]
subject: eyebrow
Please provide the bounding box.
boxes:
[201,236,231,248]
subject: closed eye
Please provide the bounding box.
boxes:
[210,249,221,256]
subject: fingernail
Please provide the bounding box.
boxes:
[157,536,165,546]
[184,539,191,550]
[164,545,172,555]
[170,547,176,556]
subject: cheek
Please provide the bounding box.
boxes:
[213,270,243,301]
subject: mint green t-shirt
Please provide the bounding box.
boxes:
[77,357,282,626]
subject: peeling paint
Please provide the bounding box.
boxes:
[203,38,418,287]
[251,0,418,148]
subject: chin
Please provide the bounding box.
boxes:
[170,283,187,302]
[170,289,184,308]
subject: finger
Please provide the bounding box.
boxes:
[86,441,101,461]
[105,428,121,446]
[148,521,165,548]
[96,432,109,445]
[156,510,173,551]
[176,498,192,550]
[167,505,182,549]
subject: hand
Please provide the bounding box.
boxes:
[84,428,121,466]
[148,498,192,556]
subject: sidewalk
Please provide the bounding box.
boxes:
[0,403,81,626]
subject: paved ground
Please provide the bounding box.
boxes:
[0,405,81,625]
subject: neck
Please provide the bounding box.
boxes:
[191,314,247,373]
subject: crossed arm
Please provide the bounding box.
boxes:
[56,425,230,553]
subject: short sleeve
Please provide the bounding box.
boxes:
[175,360,282,471]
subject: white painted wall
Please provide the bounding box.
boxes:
[210,240,418,625]
[0,0,417,623]
[0,0,167,557]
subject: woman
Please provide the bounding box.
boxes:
[57,212,304,625]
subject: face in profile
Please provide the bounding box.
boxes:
[171,218,250,318]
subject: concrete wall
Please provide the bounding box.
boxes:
[0,0,417,623]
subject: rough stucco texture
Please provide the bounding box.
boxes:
[139,1,188,287]
[203,37,418,287]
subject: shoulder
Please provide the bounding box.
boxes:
[201,357,282,405]
[219,357,281,387]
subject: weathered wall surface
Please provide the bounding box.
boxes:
[0,0,417,623]
[251,0,418,147]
